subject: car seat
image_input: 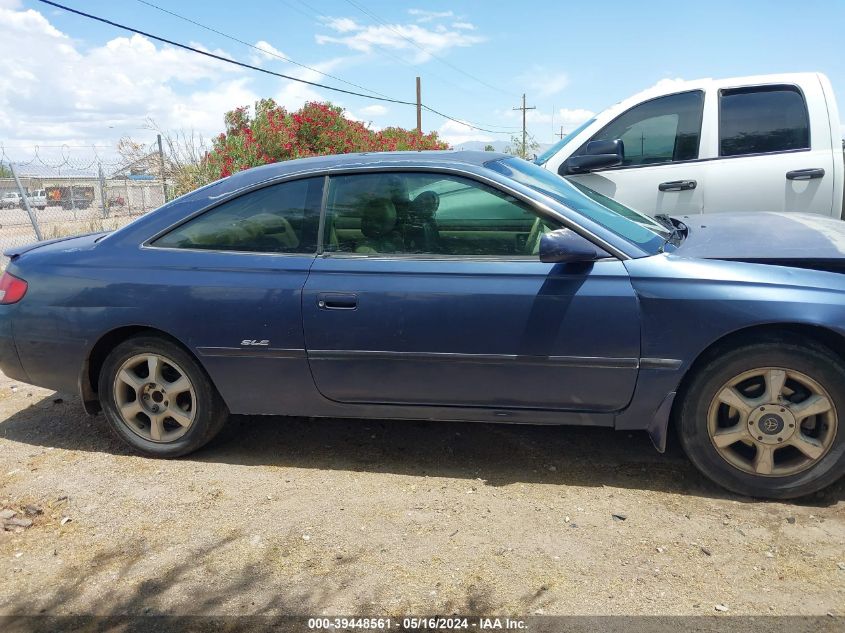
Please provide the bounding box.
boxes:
[403,190,440,253]
[354,198,402,254]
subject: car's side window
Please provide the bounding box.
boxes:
[581,90,704,167]
[153,177,323,253]
[718,85,809,156]
[322,172,560,257]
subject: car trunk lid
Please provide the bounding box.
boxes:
[3,232,110,262]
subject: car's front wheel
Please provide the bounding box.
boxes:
[99,335,228,457]
[678,339,845,499]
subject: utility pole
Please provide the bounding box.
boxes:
[556,126,566,140]
[157,134,168,203]
[512,93,535,158]
[415,76,422,134]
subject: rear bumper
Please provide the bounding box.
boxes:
[0,310,30,384]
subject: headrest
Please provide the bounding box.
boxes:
[360,198,397,238]
[411,190,439,219]
[384,175,410,206]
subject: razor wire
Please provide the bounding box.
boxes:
[0,142,168,267]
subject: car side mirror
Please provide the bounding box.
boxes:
[559,139,624,176]
[539,228,609,264]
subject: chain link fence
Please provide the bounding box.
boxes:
[0,144,170,267]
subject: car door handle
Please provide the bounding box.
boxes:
[317,293,358,310]
[658,180,697,192]
[786,168,825,181]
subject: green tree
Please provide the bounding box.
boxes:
[0,163,11,178]
[483,144,495,151]
[505,133,540,160]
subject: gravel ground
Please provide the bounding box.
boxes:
[0,370,843,619]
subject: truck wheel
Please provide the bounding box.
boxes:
[677,340,845,499]
[98,335,229,457]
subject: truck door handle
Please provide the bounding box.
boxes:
[786,168,825,181]
[658,180,697,192]
[317,293,358,310]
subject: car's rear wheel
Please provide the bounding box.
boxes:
[678,340,845,499]
[99,335,228,457]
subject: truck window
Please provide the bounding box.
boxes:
[579,91,703,167]
[718,85,810,156]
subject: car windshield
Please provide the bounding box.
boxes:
[534,118,595,166]
[485,157,670,254]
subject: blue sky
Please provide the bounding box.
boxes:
[2,0,844,155]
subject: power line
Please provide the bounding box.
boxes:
[38,0,513,134]
[290,0,519,123]
[341,0,515,98]
[135,0,391,99]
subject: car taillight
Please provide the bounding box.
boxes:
[0,272,28,304]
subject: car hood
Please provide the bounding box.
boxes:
[671,212,845,267]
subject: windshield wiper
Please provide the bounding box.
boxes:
[654,213,687,250]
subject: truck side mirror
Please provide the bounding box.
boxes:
[559,139,624,176]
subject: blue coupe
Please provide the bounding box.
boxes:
[1,151,844,499]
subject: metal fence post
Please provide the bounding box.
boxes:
[98,163,108,218]
[157,134,168,203]
[8,162,43,241]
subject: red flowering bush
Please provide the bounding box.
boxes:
[205,99,449,179]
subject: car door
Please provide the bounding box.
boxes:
[144,176,324,414]
[567,90,706,216]
[701,82,835,215]
[302,170,640,412]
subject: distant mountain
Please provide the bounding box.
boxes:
[449,140,554,158]
[451,140,509,152]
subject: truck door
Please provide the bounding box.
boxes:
[701,81,835,216]
[567,90,705,217]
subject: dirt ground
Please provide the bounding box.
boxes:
[0,370,843,620]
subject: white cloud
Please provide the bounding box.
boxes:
[436,119,494,146]
[273,52,380,113]
[501,108,553,125]
[407,9,454,23]
[650,77,689,91]
[316,16,483,63]
[518,66,569,98]
[494,105,594,143]
[323,17,360,33]
[359,104,388,116]
[452,22,476,31]
[250,40,287,65]
[557,108,595,131]
[0,5,256,152]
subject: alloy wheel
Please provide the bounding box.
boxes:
[112,353,196,443]
[707,367,837,476]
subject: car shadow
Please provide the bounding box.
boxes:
[2,392,842,506]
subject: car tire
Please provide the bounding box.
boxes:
[98,335,229,457]
[678,339,845,499]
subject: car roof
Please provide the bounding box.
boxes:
[230,149,506,179]
[176,150,511,204]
